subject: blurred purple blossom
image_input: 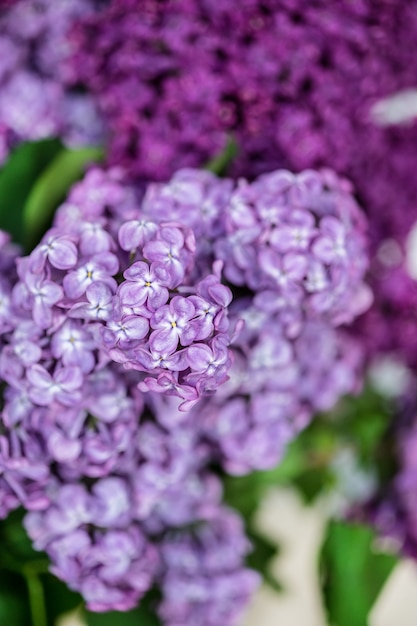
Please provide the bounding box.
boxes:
[0,0,103,162]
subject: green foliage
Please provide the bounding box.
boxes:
[0,139,62,245]
[246,529,282,593]
[205,136,238,176]
[23,146,103,250]
[320,520,397,626]
[41,575,82,625]
[0,509,42,570]
[0,139,103,252]
[0,569,32,626]
[84,593,162,626]
[0,510,83,626]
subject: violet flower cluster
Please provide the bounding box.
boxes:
[0,165,369,618]
[353,249,417,371]
[66,0,417,237]
[159,508,259,626]
[0,0,103,163]
[65,0,417,371]
[0,167,255,619]
[361,392,417,560]
[141,167,369,473]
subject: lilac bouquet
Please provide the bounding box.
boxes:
[1,2,417,625]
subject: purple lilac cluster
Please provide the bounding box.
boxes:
[144,167,369,473]
[200,315,363,475]
[144,168,370,329]
[66,0,417,235]
[11,167,233,407]
[361,393,417,560]
[353,250,417,370]
[0,0,102,164]
[159,508,259,626]
[0,165,369,616]
[0,168,257,617]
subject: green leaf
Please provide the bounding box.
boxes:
[320,520,397,626]
[0,138,62,245]
[23,145,103,251]
[205,136,238,176]
[0,509,42,569]
[0,569,32,626]
[41,573,82,625]
[246,530,282,593]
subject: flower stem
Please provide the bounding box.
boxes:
[24,569,47,626]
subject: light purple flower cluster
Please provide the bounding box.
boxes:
[0,165,369,618]
[158,507,260,626]
[214,168,370,331]
[141,167,369,472]
[0,0,102,164]
[144,168,370,326]
[0,166,253,618]
[9,167,233,409]
[200,313,363,475]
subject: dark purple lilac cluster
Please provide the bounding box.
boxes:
[354,250,417,371]
[66,0,417,236]
[0,165,369,616]
[361,393,417,560]
[0,0,102,163]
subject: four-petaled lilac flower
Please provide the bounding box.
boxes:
[29,231,78,273]
[27,364,83,406]
[187,339,230,383]
[143,224,195,288]
[79,222,114,256]
[118,219,158,251]
[63,252,119,299]
[150,297,196,355]
[51,320,95,373]
[70,282,113,321]
[25,272,63,328]
[103,316,149,351]
[259,249,307,295]
[269,211,317,252]
[312,216,348,263]
[118,261,169,311]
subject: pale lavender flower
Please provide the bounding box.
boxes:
[118,261,169,311]
[158,507,260,626]
[63,252,119,299]
[27,364,83,406]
